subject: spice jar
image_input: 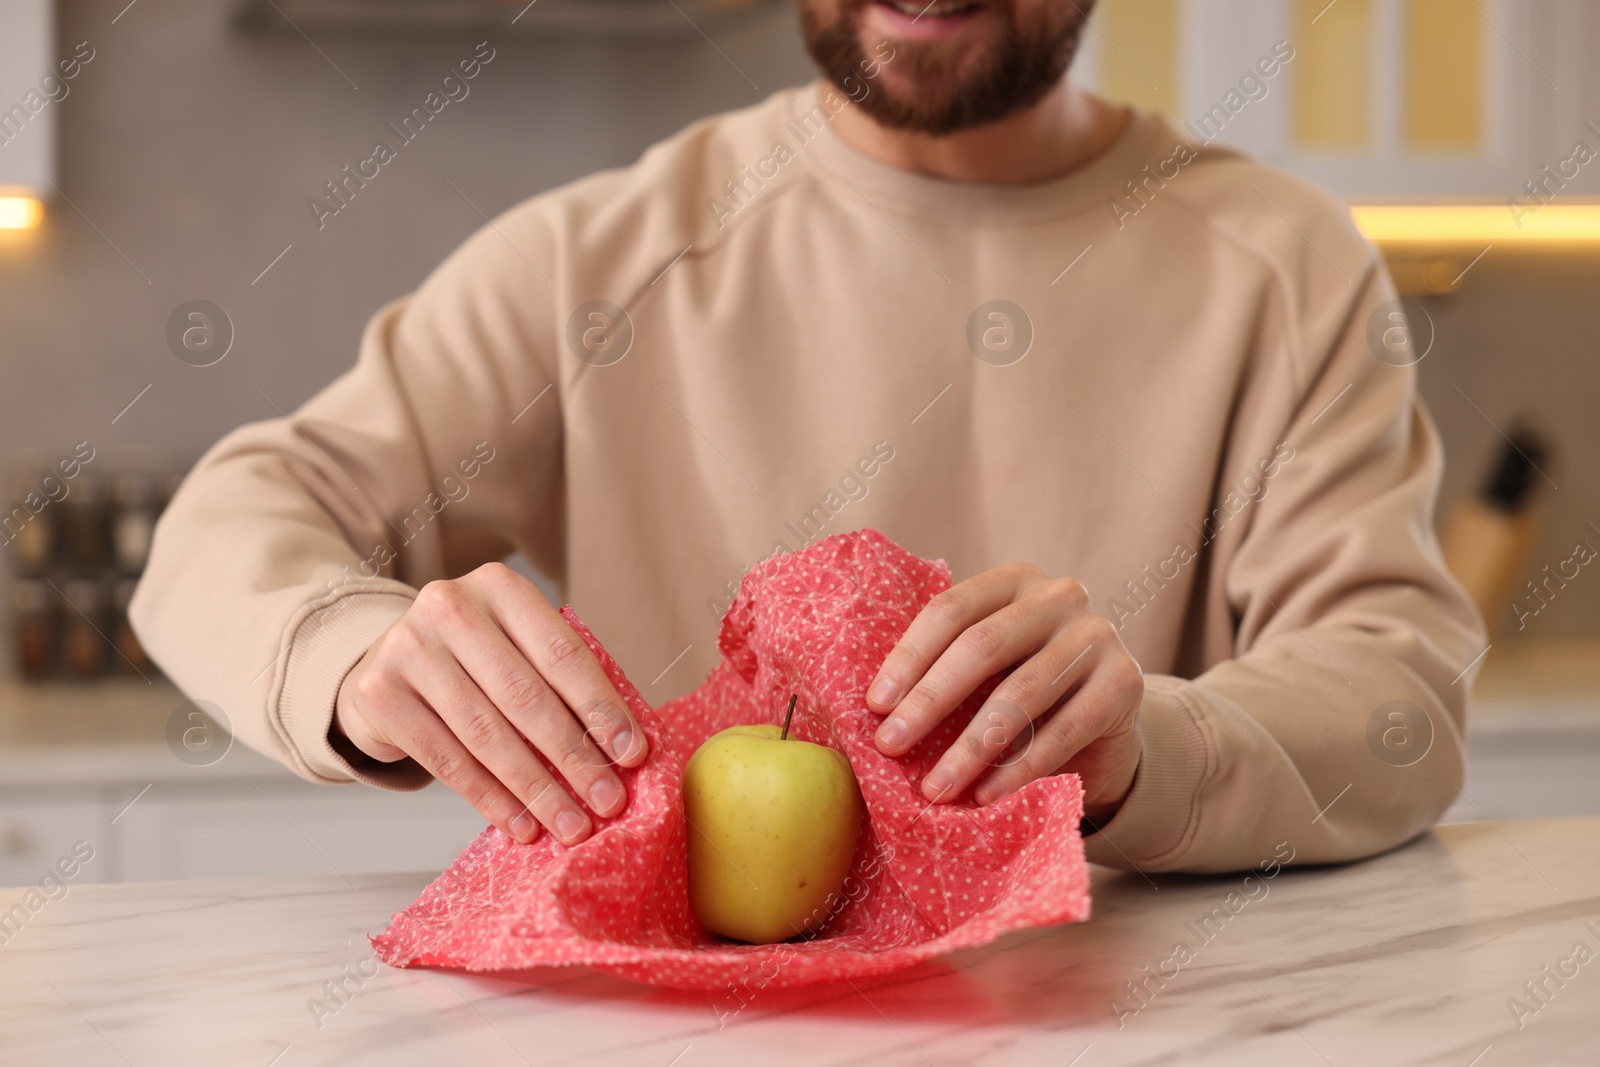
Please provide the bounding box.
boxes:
[61,578,107,678]
[10,578,55,679]
[60,475,108,572]
[112,473,158,574]
[111,578,151,676]
[5,473,57,575]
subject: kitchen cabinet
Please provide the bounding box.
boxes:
[1082,0,1600,199]
[0,0,55,201]
[0,775,486,885]
[0,792,107,888]
[116,780,485,882]
[0,681,486,884]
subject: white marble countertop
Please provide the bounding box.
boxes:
[4,817,1598,1066]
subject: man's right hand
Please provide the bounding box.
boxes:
[332,562,648,845]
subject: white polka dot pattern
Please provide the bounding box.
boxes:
[370,529,1091,989]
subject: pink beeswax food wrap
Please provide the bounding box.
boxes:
[371,529,1091,989]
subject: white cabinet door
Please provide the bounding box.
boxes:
[1077,0,1598,198]
[118,780,486,881]
[0,792,108,889]
[0,0,56,195]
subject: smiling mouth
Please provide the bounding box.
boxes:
[874,0,985,20]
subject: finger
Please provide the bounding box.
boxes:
[867,566,1026,713]
[385,686,543,844]
[445,620,630,820]
[972,665,1134,806]
[419,654,601,843]
[917,636,1099,802]
[875,594,1060,759]
[464,565,647,767]
[334,677,406,764]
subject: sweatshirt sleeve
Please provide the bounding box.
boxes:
[1082,254,1487,875]
[130,214,564,790]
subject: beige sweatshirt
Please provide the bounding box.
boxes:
[132,83,1486,875]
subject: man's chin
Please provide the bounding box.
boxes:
[803,0,1086,135]
[851,8,1003,112]
[859,68,978,129]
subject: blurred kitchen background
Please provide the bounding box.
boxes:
[0,0,1596,884]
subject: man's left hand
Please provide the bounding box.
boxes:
[866,562,1144,823]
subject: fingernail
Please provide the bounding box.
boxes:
[590,778,622,815]
[611,728,635,760]
[922,768,955,802]
[556,810,586,841]
[877,717,908,749]
[974,781,999,805]
[509,811,536,842]
[869,678,900,706]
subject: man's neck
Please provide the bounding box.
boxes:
[828,78,1131,186]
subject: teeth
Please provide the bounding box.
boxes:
[886,0,980,17]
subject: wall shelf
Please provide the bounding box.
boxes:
[232,0,780,40]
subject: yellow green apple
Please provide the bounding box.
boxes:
[683,699,864,944]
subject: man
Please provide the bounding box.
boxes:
[132,0,1484,874]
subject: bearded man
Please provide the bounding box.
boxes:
[133,0,1484,873]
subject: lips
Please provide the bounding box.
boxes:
[876,0,984,15]
[866,0,988,40]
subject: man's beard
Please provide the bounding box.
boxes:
[801,2,1091,135]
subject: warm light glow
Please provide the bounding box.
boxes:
[0,196,45,230]
[1352,204,1600,244]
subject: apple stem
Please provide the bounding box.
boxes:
[780,693,797,741]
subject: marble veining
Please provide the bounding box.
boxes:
[3,818,1599,1065]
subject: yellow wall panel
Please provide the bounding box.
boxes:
[1097,0,1180,118]
[1405,0,1483,149]
[1293,0,1373,149]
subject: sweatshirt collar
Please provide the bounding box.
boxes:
[793,80,1167,224]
